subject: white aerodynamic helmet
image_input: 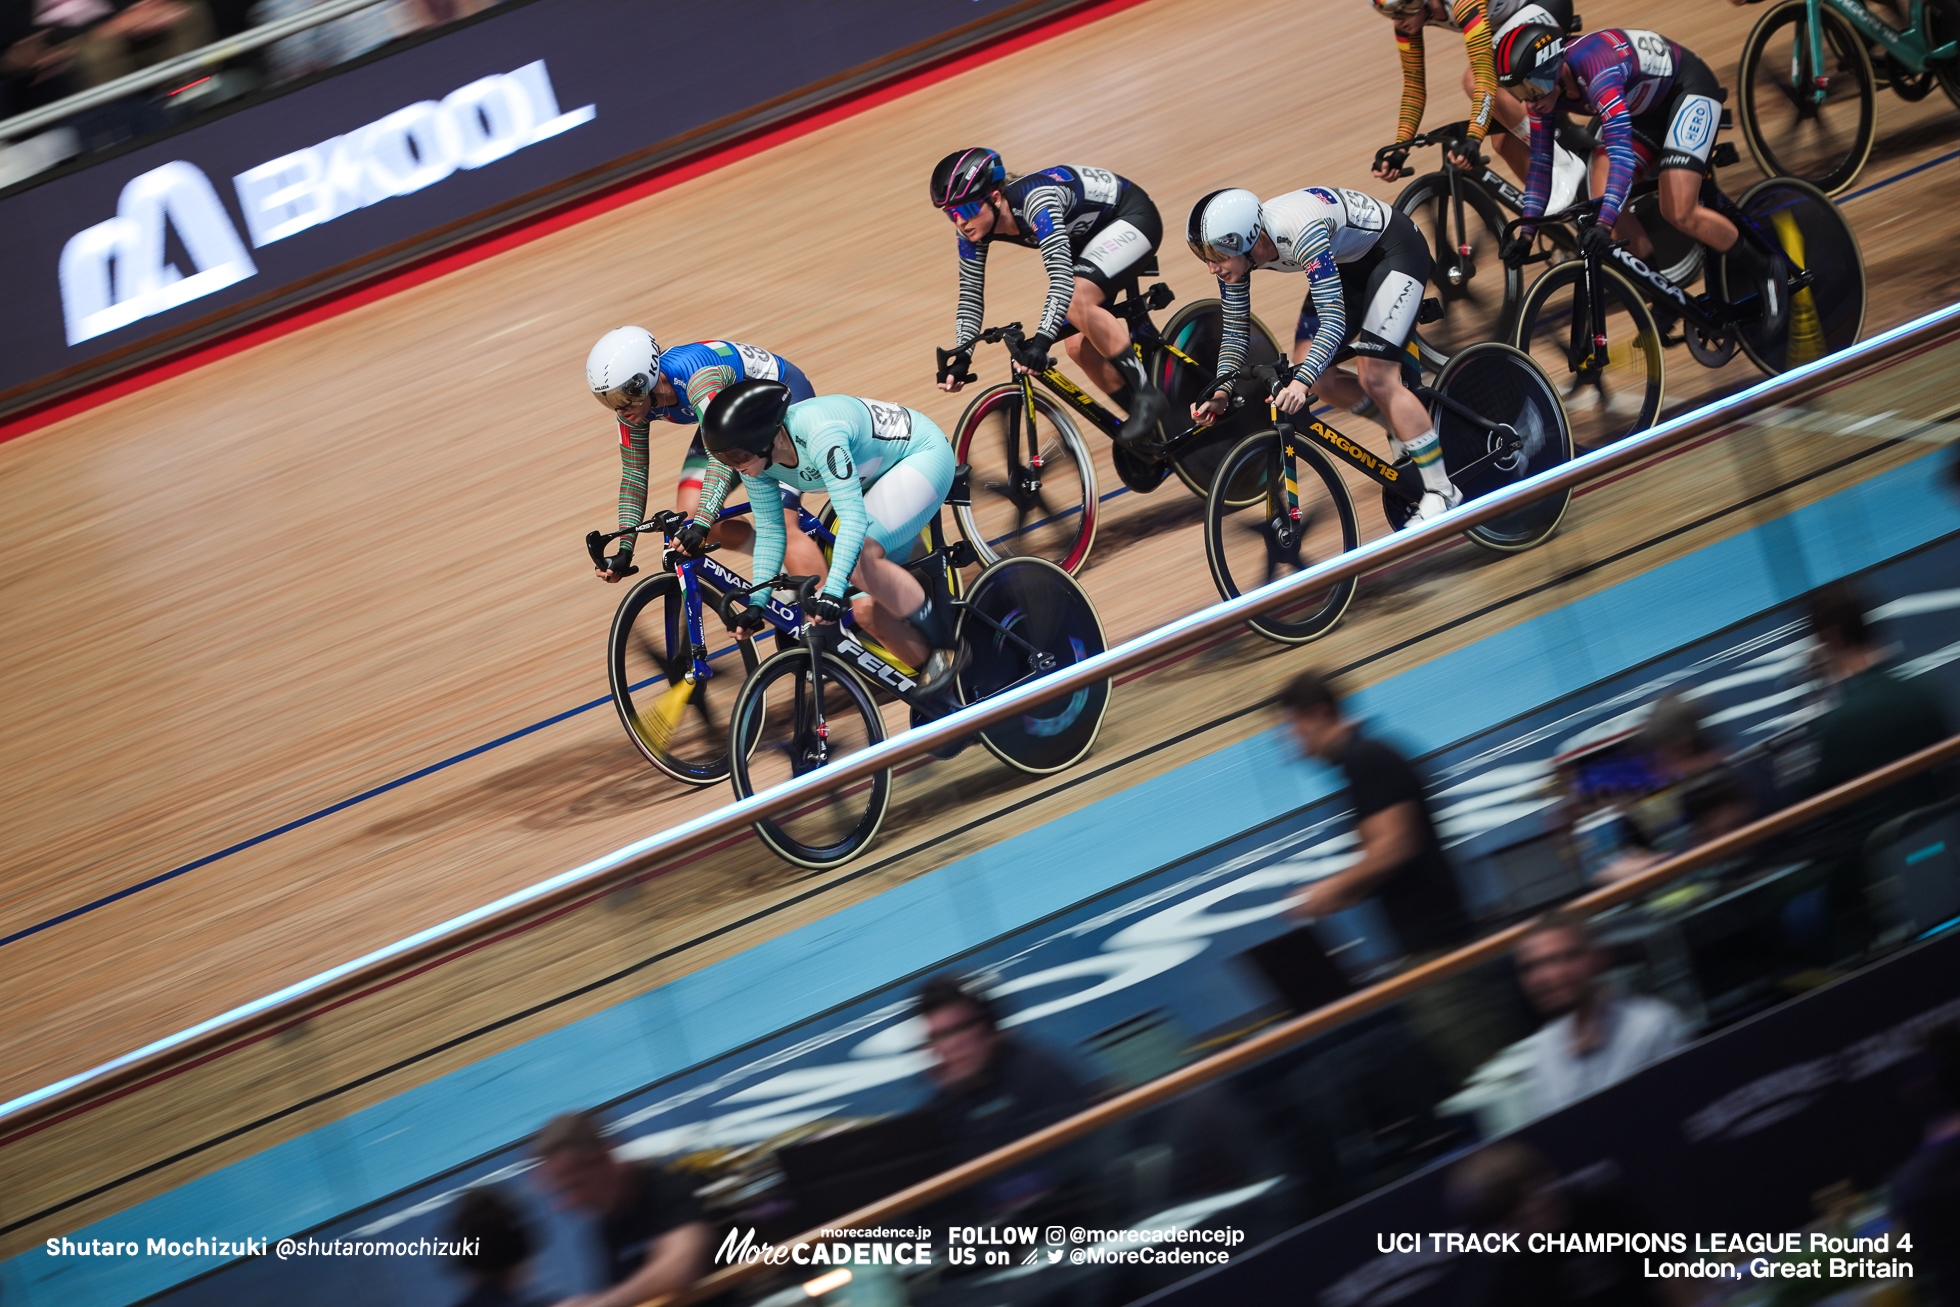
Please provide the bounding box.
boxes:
[586,326,660,411]
[1186,188,1267,264]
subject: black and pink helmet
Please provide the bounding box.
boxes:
[930,148,1005,210]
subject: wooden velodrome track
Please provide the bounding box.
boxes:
[4,0,1960,1250]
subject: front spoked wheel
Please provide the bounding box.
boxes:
[1735,0,1876,195]
[951,383,1098,573]
[1203,431,1360,645]
[1723,176,1867,375]
[1395,170,1519,370]
[728,648,891,870]
[1431,342,1574,552]
[955,557,1110,775]
[609,572,760,785]
[1155,298,1285,501]
[1511,260,1664,451]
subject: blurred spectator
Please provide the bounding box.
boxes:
[1893,1022,1960,1305]
[1280,670,1514,1085]
[1590,692,1756,886]
[450,1186,544,1307]
[1802,579,1952,814]
[1514,911,1688,1117]
[248,0,402,83]
[1,0,93,114]
[918,975,1090,1217]
[533,1111,710,1307]
[1448,1143,1678,1306]
[73,0,213,87]
[1801,580,1954,956]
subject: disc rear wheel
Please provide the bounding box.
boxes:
[1723,176,1866,375]
[955,557,1109,775]
[1430,342,1574,552]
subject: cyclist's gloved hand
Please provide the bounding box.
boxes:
[1578,221,1618,261]
[1501,234,1533,269]
[1010,332,1053,373]
[936,345,974,387]
[672,521,709,558]
[727,599,769,634]
[598,549,635,581]
[806,592,847,625]
[1373,144,1410,180]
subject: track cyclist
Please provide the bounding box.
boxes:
[692,381,965,696]
[929,148,1171,448]
[1371,0,1588,209]
[1495,26,1743,284]
[1187,186,1463,525]
[586,326,826,583]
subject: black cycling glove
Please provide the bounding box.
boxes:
[806,592,847,624]
[1579,221,1618,261]
[601,549,636,577]
[1501,234,1533,269]
[1011,333,1054,373]
[673,521,709,558]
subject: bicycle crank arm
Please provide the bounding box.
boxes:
[953,599,1050,663]
[1413,384,1509,435]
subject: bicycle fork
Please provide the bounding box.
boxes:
[1265,410,1307,577]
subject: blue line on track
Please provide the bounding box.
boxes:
[1841,146,1960,203]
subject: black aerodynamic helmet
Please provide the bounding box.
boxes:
[930,147,1005,210]
[1494,23,1565,90]
[701,379,793,458]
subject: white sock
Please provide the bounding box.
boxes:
[1404,428,1453,496]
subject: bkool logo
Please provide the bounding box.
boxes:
[232,60,594,248]
[57,60,594,346]
[58,160,256,345]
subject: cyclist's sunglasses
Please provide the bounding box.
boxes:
[1512,70,1558,101]
[594,373,650,412]
[1371,0,1425,16]
[943,199,990,222]
[1186,236,1246,265]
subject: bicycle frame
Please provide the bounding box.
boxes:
[1222,362,1526,510]
[594,502,1057,717]
[1522,177,1811,382]
[1810,0,1957,85]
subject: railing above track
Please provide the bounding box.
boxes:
[648,728,1960,1305]
[0,0,396,143]
[3,300,1957,1138]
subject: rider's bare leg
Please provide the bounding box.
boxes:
[849,539,929,669]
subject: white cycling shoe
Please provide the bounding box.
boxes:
[1402,483,1463,528]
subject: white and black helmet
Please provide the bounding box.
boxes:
[1186,188,1267,264]
[586,326,661,412]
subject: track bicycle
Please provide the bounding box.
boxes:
[1506,168,1866,451]
[1385,119,1596,370]
[1200,346,1574,645]
[934,266,1285,574]
[587,501,1110,869]
[1736,0,1960,194]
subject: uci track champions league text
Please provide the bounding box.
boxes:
[1371,1227,1918,1286]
